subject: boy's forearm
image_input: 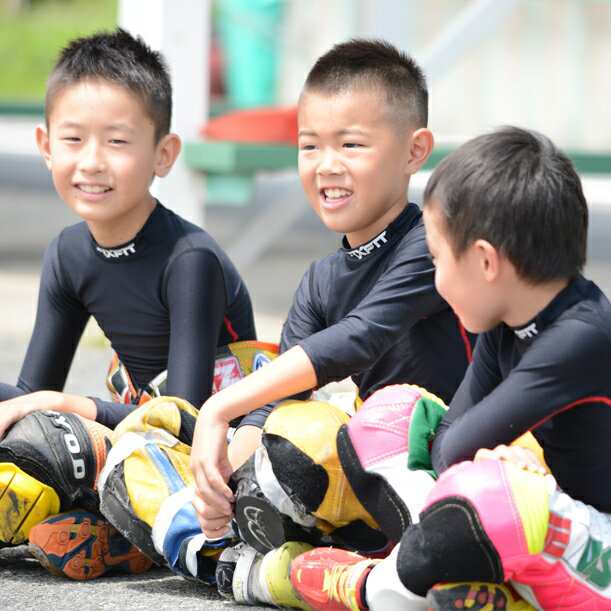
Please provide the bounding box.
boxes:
[0,391,97,421]
[203,346,317,422]
[58,393,97,420]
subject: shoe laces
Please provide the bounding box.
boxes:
[322,559,371,611]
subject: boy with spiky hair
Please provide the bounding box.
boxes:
[0,29,265,579]
[292,127,611,610]
[181,39,475,605]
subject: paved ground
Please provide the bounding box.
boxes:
[1,119,611,609]
[1,547,261,611]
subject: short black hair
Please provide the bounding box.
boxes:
[424,126,588,283]
[45,28,172,142]
[303,38,428,128]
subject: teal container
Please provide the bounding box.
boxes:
[216,0,284,109]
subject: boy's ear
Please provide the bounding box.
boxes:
[154,133,181,177]
[474,239,501,282]
[405,127,434,174]
[35,124,52,170]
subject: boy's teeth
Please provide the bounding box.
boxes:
[324,188,351,200]
[80,185,109,194]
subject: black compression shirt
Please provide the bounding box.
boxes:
[431,275,611,512]
[7,202,255,428]
[281,204,474,405]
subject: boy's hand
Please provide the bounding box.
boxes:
[191,490,233,538]
[0,391,96,440]
[0,390,62,439]
[190,405,235,536]
[0,405,27,439]
[475,444,548,475]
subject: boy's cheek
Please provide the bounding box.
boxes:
[433,268,449,301]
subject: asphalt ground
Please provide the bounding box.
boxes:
[1,133,611,609]
[1,547,261,611]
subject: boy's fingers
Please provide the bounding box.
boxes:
[201,522,232,540]
[192,468,233,515]
[199,515,233,533]
[204,458,234,501]
[191,494,232,534]
[192,492,232,521]
[206,468,234,503]
[474,448,495,461]
[476,445,546,475]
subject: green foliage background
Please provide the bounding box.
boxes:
[0,0,117,101]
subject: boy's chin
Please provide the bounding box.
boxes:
[313,212,350,235]
[459,316,498,335]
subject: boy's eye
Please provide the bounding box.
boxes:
[61,136,81,142]
[299,144,316,151]
[109,139,128,145]
[343,142,363,149]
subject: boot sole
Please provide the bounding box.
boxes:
[28,511,153,580]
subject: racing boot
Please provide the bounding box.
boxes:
[217,541,313,608]
[28,509,153,580]
[0,410,111,546]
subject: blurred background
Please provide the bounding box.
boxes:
[0,0,610,398]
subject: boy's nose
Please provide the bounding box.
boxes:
[78,142,106,173]
[316,149,344,176]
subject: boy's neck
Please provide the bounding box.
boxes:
[88,195,157,248]
[345,197,408,248]
[503,276,570,329]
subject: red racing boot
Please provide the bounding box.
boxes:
[290,547,379,610]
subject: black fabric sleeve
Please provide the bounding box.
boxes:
[237,404,275,429]
[0,383,26,401]
[280,263,326,354]
[17,239,89,393]
[299,237,446,387]
[164,248,227,409]
[431,320,609,473]
[267,263,324,403]
[91,398,138,429]
[227,257,322,426]
[431,331,502,473]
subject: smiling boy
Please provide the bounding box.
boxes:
[186,39,476,590]
[0,29,261,579]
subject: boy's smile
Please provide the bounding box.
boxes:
[297,88,415,247]
[37,79,178,246]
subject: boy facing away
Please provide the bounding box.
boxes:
[189,39,475,541]
[291,127,611,610]
[0,29,267,578]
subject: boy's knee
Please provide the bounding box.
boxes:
[396,460,550,595]
[337,384,442,542]
[231,400,387,553]
[0,410,111,512]
[396,494,504,595]
[112,395,198,448]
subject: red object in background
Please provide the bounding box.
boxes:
[201,106,298,145]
